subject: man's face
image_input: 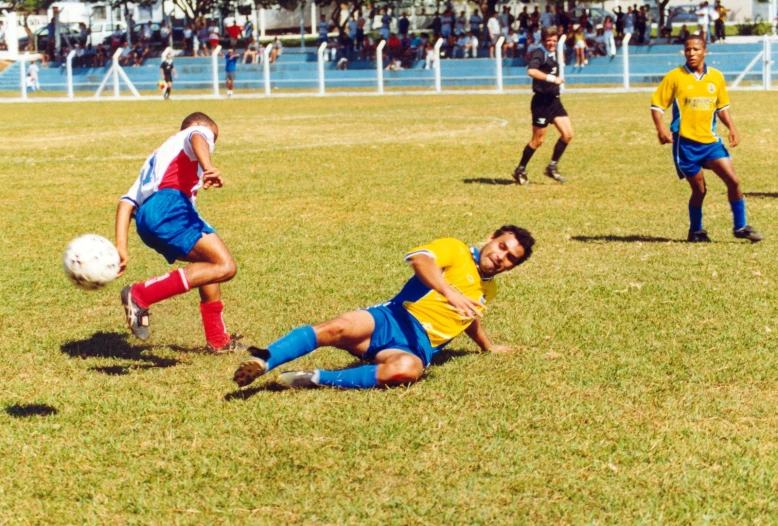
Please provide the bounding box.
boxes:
[684,39,706,69]
[478,232,525,277]
[543,34,558,51]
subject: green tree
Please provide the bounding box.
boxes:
[8,0,57,50]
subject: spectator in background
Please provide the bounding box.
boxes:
[430,12,442,38]
[119,41,132,65]
[423,40,435,69]
[540,5,554,28]
[674,24,691,43]
[573,25,587,66]
[695,2,710,42]
[356,12,366,50]
[0,21,6,51]
[28,60,40,91]
[518,6,529,31]
[498,7,510,37]
[223,48,241,97]
[465,30,479,58]
[132,41,148,66]
[503,27,518,57]
[78,22,89,46]
[183,23,193,55]
[111,24,123,52]
[198,23,209,55]
[661,9,674,43]
[487,12,501,58]
[455,11,466,36]
[592,28,607,56]
[160,20,171,47]
[348,14,358,45]
[242,43,258,64]
[603,15,616,57]
[416,32,428,60]
[359,33,375,60]
[142,22,152,44]
[226,20,241,48]
[269,36,282,63]
[208,20,219,50]
[615,7,625,39]
[469,10,483,40]
[624,7,635,36]
[380,9,392,40]
[440,7,453,38]
[399,13,410,37]
[714,1,727,41]
[94,43,106,67]
[243,17,254,43]
[643,6,654,44]
[317,15,330,46]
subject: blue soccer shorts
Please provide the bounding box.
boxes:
[135,189,215,264]
[673,134,730,179]
[363,303,437,368]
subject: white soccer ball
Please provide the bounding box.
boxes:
[62,234,121,290]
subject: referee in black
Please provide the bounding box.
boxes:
[513,26,573,185]
[159,52,177,100]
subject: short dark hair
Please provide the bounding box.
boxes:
[181,112,217,130]
[493,225,535,266]
[685,33,706,48]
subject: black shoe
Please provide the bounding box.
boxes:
[687,229,712,243]
[233,347,271,387]
[544,164,567,183]
[277,371,318,389]
[203,333,247,355]
[512,166,528,185]
[120,285,149,340]
[733,225,764,243]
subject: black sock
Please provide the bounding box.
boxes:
[518,144,536,168]
[551,139,569,163]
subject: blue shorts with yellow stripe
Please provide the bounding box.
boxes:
[672,134,730,179]
[135,189,216,264]
[363,302,437,367]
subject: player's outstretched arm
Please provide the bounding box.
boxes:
[651,109,673,144]
[717,108,739,147]
[527,67,564,85]
[409,254,483,318]
[191,133,223,188]
[464,319,514,353]
[115,200,135,276]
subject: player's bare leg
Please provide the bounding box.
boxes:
[705,158,763,242]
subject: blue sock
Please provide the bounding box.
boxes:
[266,326,317,371]
[689,204,703,232]
[316,365,379,389]
[730,198,747,231]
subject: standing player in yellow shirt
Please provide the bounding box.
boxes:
[233,226,535,389]
[650,35,762,243]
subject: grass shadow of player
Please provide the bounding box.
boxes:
[5,403,59,418]
[571,235,677,243]
[462,177,517,186]
[430,349,471,367]
[745,192,778,199]
[60,331,180,375]
[224,382,288,401]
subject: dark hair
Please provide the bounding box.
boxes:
[181,112,217,130]
[685,33,706,48]
[493,225,535,266]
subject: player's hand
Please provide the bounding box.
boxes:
[117,247,129,277]
[554,77,564,85]
[728,129,740,148]
[202,167,223,189]
[445,290,483,319]
[657,128,674,145]
[487,344,516,353]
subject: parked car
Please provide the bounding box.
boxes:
[570,7,615,28]
[18,24,81,52]
[105,21,183,50]
[88,20,126,47]
[665,5,701,25]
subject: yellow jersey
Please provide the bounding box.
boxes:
[393,238,497,348]
[650,64,730,144]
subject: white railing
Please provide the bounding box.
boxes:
[376,40,386,94]
[19,52,27,100]
[66,50,76,99]
[763,34,773,90]
[211,45,222,96]
[556,35,566,93]
[434,38,443,93]
[94,47,139,99]
[263,44,273,96]
[317,41,327,96]
[622,33,633,90]
[495,36,505,93]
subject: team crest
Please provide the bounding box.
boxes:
[707,83,715,93]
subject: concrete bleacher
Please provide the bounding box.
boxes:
[1,42,773,94]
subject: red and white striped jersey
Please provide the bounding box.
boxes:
[122,125,215,208]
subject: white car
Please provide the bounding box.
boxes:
[88,20,126,46]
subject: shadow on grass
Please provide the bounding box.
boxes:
[462,177,517,186]
[5,403,58,418]
[61,331,180,375]
[572,235,677,243]
[224,382,288,401]
[430,349,472,367]
[745,192,778,199]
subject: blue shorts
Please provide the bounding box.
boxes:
[363,303,437,368]
[135,189,215,264]
[673,134,730,179]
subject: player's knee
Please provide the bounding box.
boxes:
[216,256,237,281]
[379,354,423,386]
[562,130,573,143]
[314,317,349,343]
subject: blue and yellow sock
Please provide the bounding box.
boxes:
[316,365,379,389]
[730,198,747,231]
[266,325,317,371]
[689,204,703,232]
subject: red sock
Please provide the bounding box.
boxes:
[131,269,190,309]
[200,300,230,348]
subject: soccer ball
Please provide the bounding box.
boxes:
[63,234,121,290]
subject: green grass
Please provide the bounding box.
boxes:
[1,92,778,523]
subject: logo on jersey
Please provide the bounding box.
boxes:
[707,83,715,93]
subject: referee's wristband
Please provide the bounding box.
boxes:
[545,74,557,83]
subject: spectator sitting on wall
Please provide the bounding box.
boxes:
[416,33,429,60]
[423,40,435,69]
[94,43,106,67]
[338,29,353,59]
[524,35,539,60]
[674,24,691,44]
[269,37,282,63]
[208,21,219,50]
[504,27,519,57]
[119,41,132,66]
[243,43,258,64]
[408,32,421,57]
[465,30,479,58]
[198,23,209,55]
[133,42,148,66]
[359,34,375,60]
[226,20,241,48]
[111,25,123,52]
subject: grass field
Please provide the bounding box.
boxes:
[1,91,778,523]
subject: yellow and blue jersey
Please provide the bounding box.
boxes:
[392,238,497,348]
[650,64,730,144]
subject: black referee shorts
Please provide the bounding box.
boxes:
[531,93,568,128]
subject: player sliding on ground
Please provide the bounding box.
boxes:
[115,112,243,353]
[650,34,763,243]
[233,225,535,389]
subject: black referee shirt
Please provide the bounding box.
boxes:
[160,60,175,77]
[528,47,560,96]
